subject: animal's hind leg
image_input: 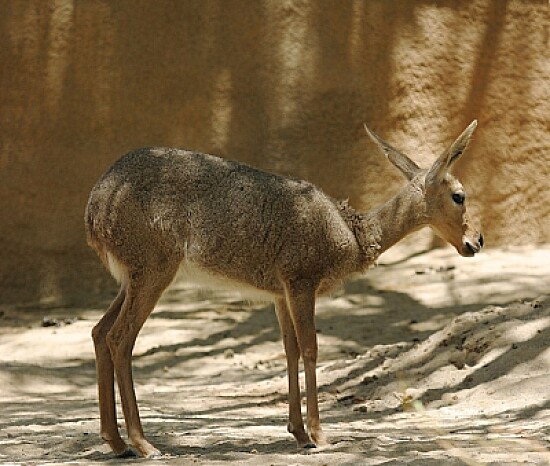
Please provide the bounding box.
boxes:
[92,285,132,457]
[107,265,178,458]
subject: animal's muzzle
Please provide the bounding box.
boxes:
[462,233,484,257]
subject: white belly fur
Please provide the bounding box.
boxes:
[177,258,275,302]
[106,250,274,302]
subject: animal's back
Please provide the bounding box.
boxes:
[85,148,360,296]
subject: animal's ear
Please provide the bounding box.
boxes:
[426,120,477,184]
[363,124,420,181]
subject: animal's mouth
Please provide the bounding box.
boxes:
[460,234,484,257]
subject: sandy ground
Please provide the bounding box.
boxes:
[1,244,550,465]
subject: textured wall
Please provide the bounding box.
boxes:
[0,1,548,305]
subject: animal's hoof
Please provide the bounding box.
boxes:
[116,448,139,458]
[145,451,164,459]
[303,442,317,449]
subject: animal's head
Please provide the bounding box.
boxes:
[364,120,483,257]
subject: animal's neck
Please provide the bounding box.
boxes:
[367,180,428,255]
[340,180,427,270]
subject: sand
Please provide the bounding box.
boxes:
[1,244,550,465]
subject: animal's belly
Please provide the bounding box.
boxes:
[177,258,276,302]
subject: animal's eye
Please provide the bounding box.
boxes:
[452,192,465,205]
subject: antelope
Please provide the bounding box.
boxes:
[85,120,483,458]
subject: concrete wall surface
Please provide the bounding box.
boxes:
[0,1,548,305]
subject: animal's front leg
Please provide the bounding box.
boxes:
[275,298,314,448]
[285,280,327,447]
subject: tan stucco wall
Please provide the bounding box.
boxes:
[0,1,548,305]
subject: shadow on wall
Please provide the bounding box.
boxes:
[0,0,548,305]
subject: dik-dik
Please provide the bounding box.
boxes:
[85,121,483,457]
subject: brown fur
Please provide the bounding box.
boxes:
[85,121,483,457]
